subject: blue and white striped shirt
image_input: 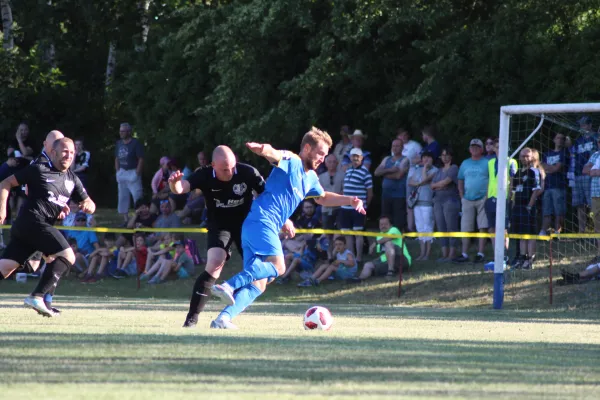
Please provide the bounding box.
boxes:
[342,165,373,209]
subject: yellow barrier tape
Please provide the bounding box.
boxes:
[0,224,588,241]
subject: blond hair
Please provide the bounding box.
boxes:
[300,126,333,150]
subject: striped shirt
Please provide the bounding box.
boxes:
[342,165,373,209]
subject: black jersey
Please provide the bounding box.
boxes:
[187,163,265,226]
[13,162,88,226]
[31,151,51,165]
[512,167,542,205]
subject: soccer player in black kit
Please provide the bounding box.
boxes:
[169,145,295,328]
[0,138,96,317]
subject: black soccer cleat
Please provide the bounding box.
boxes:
[182,319,197,328]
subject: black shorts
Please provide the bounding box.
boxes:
[510,205,537,235]
[206,225,242,260]
[4,221,70,265]
[338,208,366,231]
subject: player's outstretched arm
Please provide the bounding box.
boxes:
[79,198,96,215]
[168,170,191,194]
[246,142,282,164]
[0,175,20,224]
[315,192,366,215]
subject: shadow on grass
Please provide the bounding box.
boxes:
[1,331,599,391]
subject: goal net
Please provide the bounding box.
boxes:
[494,103,600,309]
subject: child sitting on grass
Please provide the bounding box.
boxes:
[276,235,327,284]
[111,235,137,278]
[145,239,195,284]
[67,237,89,277]
[80,233,117,283]
[134,234,149,277]
[140,233,178,280]
[297,236,357,287]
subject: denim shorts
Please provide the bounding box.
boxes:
[543,188,566,216]
[573,175,591,207]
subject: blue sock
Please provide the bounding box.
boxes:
[43,293,52,306]
[226,257,278,290]
[219,284,263,320]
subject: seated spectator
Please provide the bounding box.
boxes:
[80,233,117,283]
[111,235,138,278]
[127,198,158,229]
[282,199,320,254]
[150,156,172,214]
[145,239,196,284]
[72,138,91,188]
[166,159,189,211]
[65,212,100,256]
[407,151,437,261]
[297,236,357,287]
[350,215,412,282]
[560,264,600,285]
[63,200,96,227]
[277,236,327,283]
[177,189,205,225]
[141,233,177,277]
[67,237,89,276]
[150,200,182,243]
[134,234,149,276]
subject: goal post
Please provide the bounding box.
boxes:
[495,103,600,309]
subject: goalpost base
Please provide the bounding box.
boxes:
[493,273,504,309]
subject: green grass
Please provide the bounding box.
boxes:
[1,295,599,399]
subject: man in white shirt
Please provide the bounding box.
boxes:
[397,128,422,161]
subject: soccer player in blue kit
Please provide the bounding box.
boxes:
[210,127,366,329]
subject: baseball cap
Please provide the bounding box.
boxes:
[351,130,368,138]
[578,116,592,125]
[469,139,484,148]
[349,148,363,156]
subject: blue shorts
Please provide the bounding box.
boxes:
[573,175,591,207]
[543,188,566,216]
[485,197,510,230]
[241,219,283,270]
[177,268,190,279]
[335,266,357,280]
[338,208,366,231]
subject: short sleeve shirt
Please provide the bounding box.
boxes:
[458,158,489,201]
[115,138,144,170]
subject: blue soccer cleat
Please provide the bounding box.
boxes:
[210,318,238,330]
[211,283,235,306]
[23,296,54,318]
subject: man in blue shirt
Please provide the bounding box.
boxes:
[421,125,441,164]
[453,139,489,263]
[573,116,597,233]
[208,127,366,329]
[541,132,568,235]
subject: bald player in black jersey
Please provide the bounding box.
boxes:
[0,137,96,317]
[169,145,295,328]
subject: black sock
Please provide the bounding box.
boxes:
[186,271,216,322]
[31,256,71,298]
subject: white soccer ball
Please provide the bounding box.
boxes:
[303,306,333,331]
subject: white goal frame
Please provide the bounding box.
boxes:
[494,103,600,309]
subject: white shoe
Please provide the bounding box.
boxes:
[211,283,235,306]
[210,318,238,330]
[23,296,54,317]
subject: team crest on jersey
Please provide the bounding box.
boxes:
[233,183,247,196]
[65,179,75,193]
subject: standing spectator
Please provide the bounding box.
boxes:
[342,130,372,171]
[396,128,422,162]
[453,139,489,263]
[511,148,543,269]
[485,139,518,261]
[196,151,208,170]
[587,148,600,263]
[408,152,437,260]
[572,116,597,234]
[374,139,409,232]
[72,138,91,188]
[340,148,373,263]
[484,138,496,160]
[115,122,144,224]
[421,125,441,161]
[541,132,568,235]
[318,155,345,256]
[7,122,35,160]
[431,147,461,262]
[333,125,352,163]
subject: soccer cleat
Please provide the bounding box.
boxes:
[297,279,312,287]
[24,296,54,318]
[474,254,485,263]
[211,283,235,306]
[210,318,238,330]
[452,255,470,264]
[182,319,197,328]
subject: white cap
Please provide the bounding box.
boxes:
[349,148,363,156]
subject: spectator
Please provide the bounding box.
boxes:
[72,138,91,188]
[405,152,421,232]
[80,233,117,283]
[150,156,171,213]
[65,212,100,256]
[112,234,138,278]
[421,125,441,161]
[453,139,489,263]
[541,132,568,235]
[431,147,461,262]
[127,198,158,229]
[145,239,195,284]
[155,199,182,232]
[333,125,352,163]
[587,142,600,263]
[277,236,326,284]
[166,159,188,211]
[318,155,345,256]
[375,139,409,232]
[561,263,600,285]
[115,122,144,224]
[511,148,543,269]
[408,151,437,261]
[350,215,412,282]
[141,233,179,281]
[396,128,422,162]
[485,139,518,262]
[572,116,596,234]
[484,137,496,160]
[63,200,96,227]
[340,148,373,263]
[67,237,88,277]
[134,233,149,275]
[7,122,35,160]
[282,199,320,254]
[342,130,372,171]
[196,151,208,170]
[297,236,357,287]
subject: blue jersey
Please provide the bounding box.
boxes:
[246,151,325,233]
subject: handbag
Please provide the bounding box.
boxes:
[407,186,419,209]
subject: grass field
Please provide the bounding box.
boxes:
[1,294,600,399]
